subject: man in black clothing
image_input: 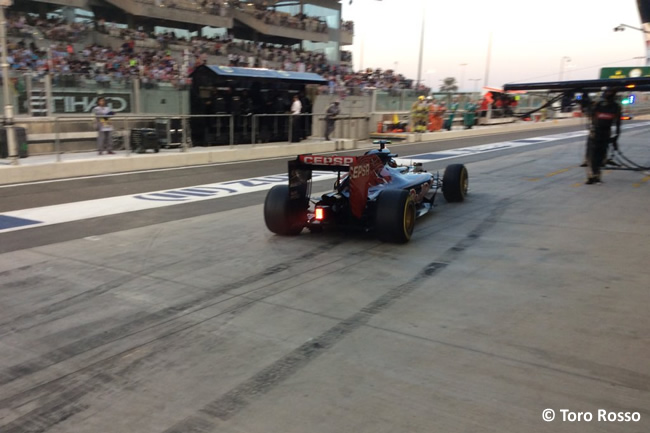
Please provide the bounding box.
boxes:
[299,93,312,140]
[585,88,621,184]
[324,101,340,141]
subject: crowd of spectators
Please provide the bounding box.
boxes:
[334,68,417,95]
[95,20,336,79]
[95,23,332,78]
[147,0,329,32]
[245,8,328,33]
[199,0,229,16]
[236,1,328,33]
[7,36,187,89]
[7,12,91,43]
[151,0,229,16]
[5,10,423,96]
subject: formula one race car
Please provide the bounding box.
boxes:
[264,141,468,243]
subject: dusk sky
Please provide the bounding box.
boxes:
[340,0,647,90]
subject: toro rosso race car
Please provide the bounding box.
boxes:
[264,141,468,243]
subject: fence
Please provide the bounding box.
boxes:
[8,112,369,163]
[2,72,188,117]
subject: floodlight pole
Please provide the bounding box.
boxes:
[0,0,17,165]
[483,32,492,89]
[415,2,425,92]
[559,56,571,81]
[614,23,650,66]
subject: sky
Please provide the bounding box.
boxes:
[340,0,647,91]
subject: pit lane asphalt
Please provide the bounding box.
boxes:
[0,123,648,433]
[0,123,594,254]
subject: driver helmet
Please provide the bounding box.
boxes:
[366,148,398,167]
[418,95,425,101]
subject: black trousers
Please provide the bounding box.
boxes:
[291,116,301,142]
[586,136,609,179]
[325,119,336,139]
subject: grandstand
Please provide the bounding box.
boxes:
[5,0,354,104]
[11,0,352,60]
[0,0,362,152]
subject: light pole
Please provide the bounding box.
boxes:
[559,56,571,81]
[469,78,481,94]
[0,0,17,165]
[613,23,650,33]
[459,63,467,92]
[484,32,492,89]
[614,23,650,66]
[364,0,425,91]
[426,69,435,91]
[415,0,425,92]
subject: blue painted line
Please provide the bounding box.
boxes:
[410,153,457,160]
[183,188,221,194]
[149,193,191,199]
[514,139,546,143]
[173,189,217,197]
[134,195,186,202]
[0,215,42,230]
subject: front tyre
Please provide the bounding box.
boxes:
[375,189,416,243]
[264,185,306,236]
[442,164,468,202]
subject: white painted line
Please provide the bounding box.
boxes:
[1,123,648,233]
[0,171,337,233]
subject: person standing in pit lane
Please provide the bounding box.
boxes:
[584,87,621,185]
[463,99,477,129]
[444,97,460,131]
[93,97,115,155]
[290,94,302,142]
[324,100,340,141]
[411,96,428,133]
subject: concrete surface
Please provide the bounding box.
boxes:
[0,126,648,432]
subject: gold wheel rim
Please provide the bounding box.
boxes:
[403,198,415,238]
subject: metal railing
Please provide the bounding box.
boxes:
[7,112,370,164]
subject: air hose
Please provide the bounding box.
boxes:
[610,149,650,171]
[515,94,565,120]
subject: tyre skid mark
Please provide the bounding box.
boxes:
[162,208,502,432]
[0,373,106,433]
[0,241,342,390]
[0,205,499,432]
[1,248,373,430]
[0,240,346,423]
[0,274,140,337]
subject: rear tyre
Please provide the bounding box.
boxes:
[442,164,468,202]
[375,189,416,243]
[264,185,306,236]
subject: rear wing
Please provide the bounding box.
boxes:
[288,155,357,202]
[288,154,385,218]
[293,155,358,172]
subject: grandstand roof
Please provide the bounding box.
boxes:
[193,65,327,83]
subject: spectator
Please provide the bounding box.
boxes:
[324,100,340,141]
[93,97,115,155]
[290,94,302,142]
